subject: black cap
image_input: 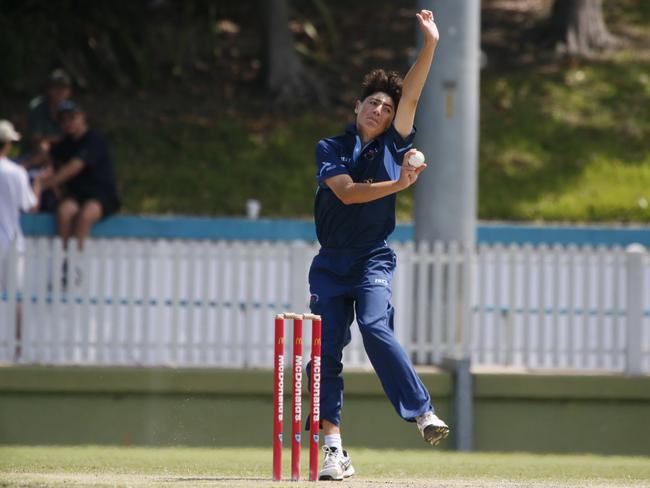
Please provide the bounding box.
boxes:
[57,100,82,115]
[49,69,72,87]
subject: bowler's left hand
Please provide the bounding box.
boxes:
[416,10,439,45]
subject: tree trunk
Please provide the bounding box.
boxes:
[549,0,618,57]
[263,0,325,107]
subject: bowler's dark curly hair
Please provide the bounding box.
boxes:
[360,69,403,107]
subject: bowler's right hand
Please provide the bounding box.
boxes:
[398,149,427,189]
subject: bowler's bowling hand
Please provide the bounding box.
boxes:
[398,149,427,189]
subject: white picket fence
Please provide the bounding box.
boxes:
[1,237,649,373]
[470,243,649,373]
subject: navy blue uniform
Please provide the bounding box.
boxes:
[308,123,433,427]
[50,129,120,217]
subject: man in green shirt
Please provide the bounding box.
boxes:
[21,69,72,212]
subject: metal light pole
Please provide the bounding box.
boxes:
[413,0,481,452]
[414,0,480,246]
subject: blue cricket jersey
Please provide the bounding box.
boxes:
[314,123,416,248]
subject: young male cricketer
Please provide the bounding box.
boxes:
[307,10,449,481]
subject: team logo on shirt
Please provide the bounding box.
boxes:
[363,178,374,184]
[319,162,335,176]
[364,148,378,160]
[310,293,319,304]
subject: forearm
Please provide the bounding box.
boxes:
[44,159,83,188]
[394,39,437,136]
[32,177,42,199]
[336,179,405,205]
[394,11,440,136]
[29,179,42,213]
[401,40,436,106]
[22,151,48,169]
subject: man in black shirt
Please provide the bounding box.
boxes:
[42,101,120,250]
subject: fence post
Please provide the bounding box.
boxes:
[461,242,473,360]
[5,238,18,362]
[442,355,473,452]
[289,241,310,313]
[625,243,645,375]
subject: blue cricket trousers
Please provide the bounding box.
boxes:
[307,243,433,427]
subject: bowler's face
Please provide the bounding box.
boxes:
[355,92,395,141]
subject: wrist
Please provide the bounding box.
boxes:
[395,178,408,192]
[423,37,438,48]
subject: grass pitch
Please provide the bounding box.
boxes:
[1,446,650,488]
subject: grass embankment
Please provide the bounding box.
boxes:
[108,116,340,219]
[1,446,650,487]
[112,54,650,223]
[110,43,650,223]
[18,1,648,223]
[480,53,650,222]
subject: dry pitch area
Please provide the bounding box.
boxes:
[1,446,649,488]
[2,475,648,488]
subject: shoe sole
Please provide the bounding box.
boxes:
[424,424,450,446]
[319,465,355,481]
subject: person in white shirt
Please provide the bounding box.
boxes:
[0,120,42,361]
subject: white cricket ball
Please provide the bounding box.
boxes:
[408,150,425,168]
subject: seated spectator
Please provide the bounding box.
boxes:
[21,68,72,157]
[20,68,72,213]
[41,101,120,251]
[0,120,42,361]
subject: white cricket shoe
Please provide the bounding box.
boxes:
[416,411,450,446]
[318,446,355,481]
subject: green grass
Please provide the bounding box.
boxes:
[11,0,644,224]
[107,115,340,219]
[479,53,650,222]
[1,446,650,487]
[107,46,650,223]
